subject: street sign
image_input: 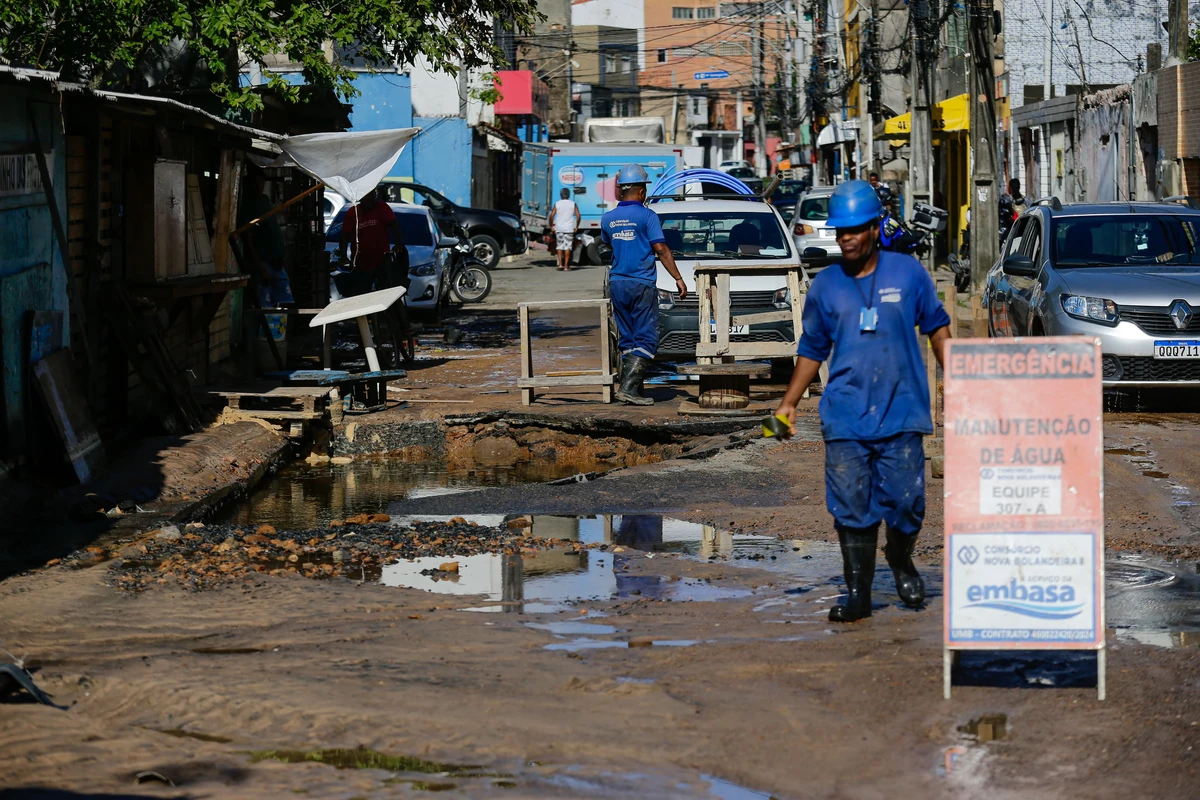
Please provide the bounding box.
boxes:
[942,337,1105,699]
[693,70,730,80]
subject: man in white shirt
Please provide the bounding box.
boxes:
[549,188,581,271]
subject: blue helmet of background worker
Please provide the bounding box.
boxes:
[616,163,651,187]
[826,179,885,229]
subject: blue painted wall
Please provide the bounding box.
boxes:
[411,117,472,207]
[0,86,69,454]
[342,74,472,206]
[347,72,416,181]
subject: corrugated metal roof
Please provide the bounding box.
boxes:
[0,65,281,141]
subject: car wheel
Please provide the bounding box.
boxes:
[470,234,501,269]
[585,241,601,266]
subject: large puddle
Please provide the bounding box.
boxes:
[376,515,842,614]
[216,459,603,529]
[217,460,1200,645]
[1108,552,1200,648]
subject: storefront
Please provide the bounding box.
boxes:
[884,94,971,254]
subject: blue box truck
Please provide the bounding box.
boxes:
[521,143,684,264]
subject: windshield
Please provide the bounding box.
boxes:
[797,195,830,221]
[1053,215,1200,266]
[772,182,804,202]
[656,211,791,259]
[328,206,433,247]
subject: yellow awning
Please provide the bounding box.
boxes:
[883,93,971,136]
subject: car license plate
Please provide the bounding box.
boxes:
[710,323,748,335]
[818,228,836,238]
[1153,340,1200,359]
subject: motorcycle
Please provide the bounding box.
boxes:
[880,202,948,260]
[447,225,492,304]
[949,200,1015,294]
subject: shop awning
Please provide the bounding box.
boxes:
[816,118,860,147]
[883,93,970,135]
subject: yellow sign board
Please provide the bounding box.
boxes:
[883,93,971,136]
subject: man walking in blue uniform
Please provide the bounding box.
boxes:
[601,165,688,405]
[774,180,951,622]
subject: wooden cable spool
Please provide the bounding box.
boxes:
[696,374,751,409]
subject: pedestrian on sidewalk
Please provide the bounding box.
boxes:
[550,188,581,271]
[773,179,951,622]
[601,164,688,405]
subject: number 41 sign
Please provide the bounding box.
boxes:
[942,337,1106,700]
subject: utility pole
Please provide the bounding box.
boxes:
[1043,0,1052,99]
[863,0,878,177]
[755,18,769,176]
[969,0,999,292]
[1167,0,1189,65]
[910,0,937,270]
[671,69,679,144]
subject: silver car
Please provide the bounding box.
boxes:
[789,186,840,271]
[984,199,1200,386]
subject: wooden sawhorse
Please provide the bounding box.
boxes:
[517,299,615,405]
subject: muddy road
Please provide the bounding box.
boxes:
[2,408,1200,799]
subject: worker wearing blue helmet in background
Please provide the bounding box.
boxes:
[601,164,688,405]
[773,179,952,623]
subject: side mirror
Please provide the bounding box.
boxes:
[803,246,828,260]
[438,236,458,249]
[1002,254,1037,277]
[597,242,613,265]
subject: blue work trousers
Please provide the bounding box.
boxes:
[609,279,658,359]
[824,432,926,536]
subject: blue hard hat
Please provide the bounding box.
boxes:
[826,179,884,229]
[616,164,650,186]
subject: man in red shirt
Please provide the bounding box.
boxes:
[338,187,404,296]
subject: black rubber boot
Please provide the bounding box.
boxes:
[829,525,878,623]
[615,355,653,406]
[884,526,925,608]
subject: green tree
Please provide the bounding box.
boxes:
[0,0,539,109]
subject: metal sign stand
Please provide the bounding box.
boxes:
[943,337,1106,701]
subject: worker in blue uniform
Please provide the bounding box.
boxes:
[773,180,952,622]
[601,164,688,405]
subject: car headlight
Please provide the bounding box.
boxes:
[657,289,676,309]
[410,262,436,277]
[773,288,791,309]
[1061,294,1118,325]
[502,216,522,229]
[793,223,816,236]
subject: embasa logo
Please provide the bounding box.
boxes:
[964,581,1083,620]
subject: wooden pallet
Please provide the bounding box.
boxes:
[205,385,334,414]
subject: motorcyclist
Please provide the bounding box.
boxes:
[999,178,1026,243]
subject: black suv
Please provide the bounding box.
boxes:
[378,180,526,268]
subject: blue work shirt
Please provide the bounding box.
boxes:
[600,200,665,287]
[797,250,951,442]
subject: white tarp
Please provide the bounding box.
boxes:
[279,127,420,202]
